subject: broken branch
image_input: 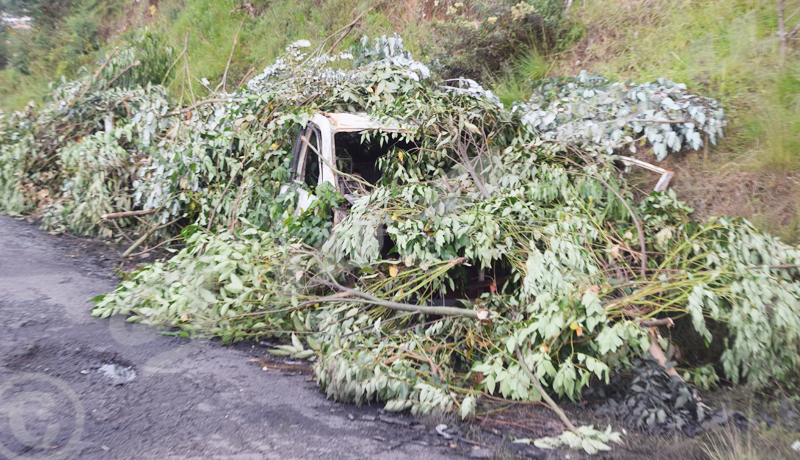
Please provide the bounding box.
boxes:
[745,264,800,270]
[318,279,480,319]
[216,14,247,93]
[102,209,156,220]
[93,47,119,80]
[162,98,245,117]
[638,317,675,328]
[122,216,182,258]
[207,163,242,231]
[326,5,377,55]
[515,344,578,432]
[103,60,141,90]
[647,329,682,379]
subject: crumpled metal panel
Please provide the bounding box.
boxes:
[321,112,415,133]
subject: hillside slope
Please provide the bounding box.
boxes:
[2,0,798,242]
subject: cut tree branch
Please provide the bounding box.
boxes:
[317,279,479,319]
[103,60,141,90]
[638,317,675,328]
[206,163,242,231]
[122,216,182,257]
[788,21,800,40]
[788,3,800,21]
[236,67,255,88]
[326,5,377,55]
[163,30,190,86]
[93,47,119,80]
[162,98,245,117]
[102,209,156,220]
[647,329,682,379]
[515,344,578,432]
[77,47,119,99]
[745,263,800,270]
[216,14,247,93]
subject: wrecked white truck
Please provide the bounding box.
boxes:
[281,112,675,222]
[278,111,678,304]
[280,112,417,222]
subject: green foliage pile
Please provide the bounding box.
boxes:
[0,35,172,237]
[515,72,726,160]
[23,37,783,430]
[546,0,800,244]
[1,0,798,451]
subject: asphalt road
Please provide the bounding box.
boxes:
[0,215,465,460]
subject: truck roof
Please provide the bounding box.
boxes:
[320,112,415,134]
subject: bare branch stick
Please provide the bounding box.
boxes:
[236,67,255,88]
[638,317,675,328]
[788,21,800,40]
[788,3,800,22]
[454,120,491,200]
[162,98,245,117]
[745,264,800,270]
[647,330,682,379]
[93,47,119,80]
[102,209,156,220]
[216,15,247,93]
[318,279,479,319]
[228,179,247,234]
[206,163,242,231]
[77,47,119,99]
[604,119,691,124]
[162,30,190,86]
[103,60,141,90]
[122,216,182,258]
[326,5,377,55]
[515,344,578,432]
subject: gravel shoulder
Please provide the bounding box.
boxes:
[0,215,465,460]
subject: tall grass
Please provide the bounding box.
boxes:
[156,0,433,102]
[701,419,798,460]
[494,48,550,106]
[0,69,51,111]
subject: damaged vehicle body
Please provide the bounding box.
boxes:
[280,112,676,305]
[282,113,417,221]
[283,112,675,215]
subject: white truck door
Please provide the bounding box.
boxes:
[279,116,334,213]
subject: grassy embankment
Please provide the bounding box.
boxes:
[499,0,800,243]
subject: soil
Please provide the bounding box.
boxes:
[0,215,472,460]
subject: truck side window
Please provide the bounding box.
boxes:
[303,129,320,190]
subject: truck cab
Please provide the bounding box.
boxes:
[281,113,416,217]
